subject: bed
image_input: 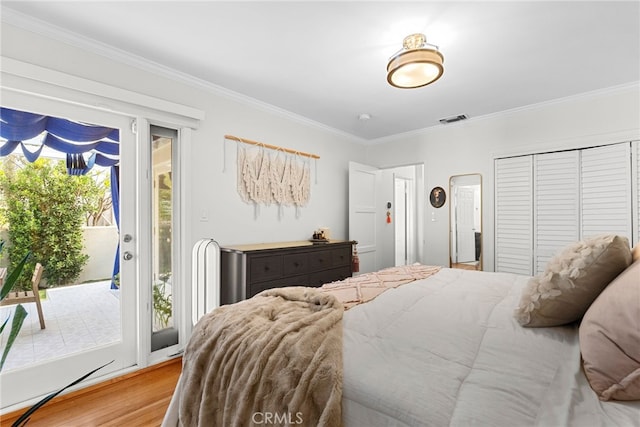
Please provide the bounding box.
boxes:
[163,235,640,426]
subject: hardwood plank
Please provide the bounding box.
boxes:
[451,262,480,271]
[0,357,182,427]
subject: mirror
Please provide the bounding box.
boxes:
[449,174,482,270]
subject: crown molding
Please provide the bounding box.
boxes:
[1,7,366,145]
[368,81,640,145]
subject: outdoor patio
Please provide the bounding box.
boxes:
[0,280,120,372]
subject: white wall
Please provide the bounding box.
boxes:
[0,22,366,254]
[77,226,119,284]
[366,85,640,271]
[2,22,639,274]
[192,97,364,248]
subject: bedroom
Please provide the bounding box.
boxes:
[1,1,639,424]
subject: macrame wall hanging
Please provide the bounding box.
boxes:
[223,135,319,218]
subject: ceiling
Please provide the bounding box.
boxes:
[2,1,639,142]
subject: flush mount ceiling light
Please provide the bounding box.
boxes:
[387,33,444,89]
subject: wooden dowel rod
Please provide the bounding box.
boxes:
[224,134,320,159]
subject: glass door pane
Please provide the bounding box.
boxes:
[150,126,178,352]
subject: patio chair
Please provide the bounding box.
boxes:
[0,263,46,329]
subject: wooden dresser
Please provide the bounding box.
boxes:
[220,240,356,305]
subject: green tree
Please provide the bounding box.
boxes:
[0,156,106,289]
[81,167,112,226]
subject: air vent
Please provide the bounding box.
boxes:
[439,114,468,124]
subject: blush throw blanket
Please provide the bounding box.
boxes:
[175,286,344,427]
[318,263,442,309]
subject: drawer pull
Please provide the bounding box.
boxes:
[264,266,270,272]
[294,262,299,267]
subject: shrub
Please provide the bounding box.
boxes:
[0,156,105,288]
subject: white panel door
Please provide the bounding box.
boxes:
[495,156,533,275]
[533,151,580,274]
[580,143,632,242]
[349,161,379,274]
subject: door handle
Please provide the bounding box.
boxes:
[123,251,133,261]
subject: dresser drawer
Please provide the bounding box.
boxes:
[248,275,310,298]
[308,249,333,272]
[308,266,352,287]
[283,253,308,276]
[249,255,283,283]
[331,246,351,267]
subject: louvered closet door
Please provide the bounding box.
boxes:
[533,151,580,274]
[580,143,632,242]
[495,156,533,275]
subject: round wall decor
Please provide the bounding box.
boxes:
[429,186,446,208]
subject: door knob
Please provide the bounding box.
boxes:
[123,251,133,261]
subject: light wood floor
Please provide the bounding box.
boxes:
[0,357,182,427]
[451,262,481,271]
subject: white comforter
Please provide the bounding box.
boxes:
[342,267,640,426]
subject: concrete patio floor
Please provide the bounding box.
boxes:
[0,280,120,372]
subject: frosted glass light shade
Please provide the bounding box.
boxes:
[387,34,444,89]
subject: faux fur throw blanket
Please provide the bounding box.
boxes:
[177,286,344,427]
[318,263,442,310]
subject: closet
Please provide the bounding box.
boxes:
[495,141,639,276]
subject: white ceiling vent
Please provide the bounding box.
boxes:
[439,114,468,124]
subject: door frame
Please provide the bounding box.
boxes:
[0,92,138,409]
[349,161,424,273]
[394,175,417,265]
[0,57,203,411]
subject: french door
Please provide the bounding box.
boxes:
[0,94,138,409]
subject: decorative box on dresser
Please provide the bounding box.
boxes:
[220,240,356,305]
